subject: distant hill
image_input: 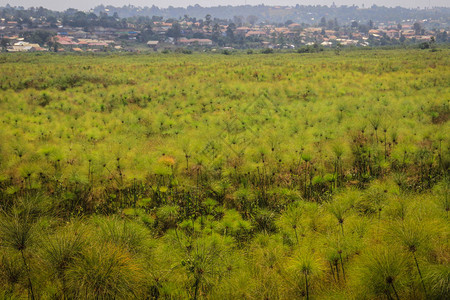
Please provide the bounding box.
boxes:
[92,4,450,26]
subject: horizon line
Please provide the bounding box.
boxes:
[1,3,449,13]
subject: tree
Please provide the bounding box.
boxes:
[1,38,8,52]
[436,30,447,43]
[139,24,154,42]
[334,18,339,30]
[358,24,370,34]
[233,15,244,26]
[226,23,236,44]
[46,15,57,25]
[327,20,334,30]
[71,11,88,27]
[205,14,212,27]
[430,36,437,51]
[212,23,222,44]
[285,20,294,26]
[167,22,182,44]
[22,30,54,45]
[247,15,258,26]
[47,37,59,52]
[413,22,422,35]
[277,33,286,46]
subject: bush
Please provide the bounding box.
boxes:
[175,48,193,54]
[261,48,274,54]
[419,42,430,49]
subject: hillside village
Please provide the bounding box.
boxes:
[0,5,448,53]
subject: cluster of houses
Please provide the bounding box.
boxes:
[4,40,46,52]
[0,34,122,52]
[147,20,438,49]
[53,35,119,52]
[0,16,442,52]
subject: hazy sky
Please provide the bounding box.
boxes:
[0,1,447,11]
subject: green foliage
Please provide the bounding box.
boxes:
[65,243,142,299]
[353,247,407,299]
[156,205,179,232]
[0,50,448,298]
[424,264,450,299]
[261,48,274,54]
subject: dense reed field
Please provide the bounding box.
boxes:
[0,50,449,299]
